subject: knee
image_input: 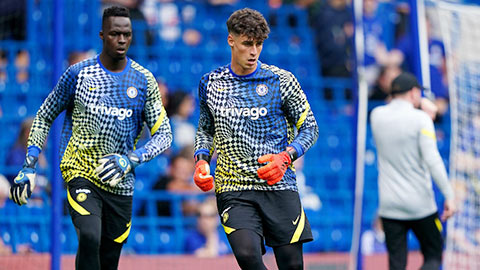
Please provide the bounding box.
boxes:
[78,228,101,249]
[235,248,261,263]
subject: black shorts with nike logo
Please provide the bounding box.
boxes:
[66,177,133,243]
[216,190,313,247]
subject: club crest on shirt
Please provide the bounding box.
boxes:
[256,84,268,96]
[127,87,138,98]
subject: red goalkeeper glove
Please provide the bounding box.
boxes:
[194,160,214,192]
[257,152,292,185]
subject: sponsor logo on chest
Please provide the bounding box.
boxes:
[88,104,133,120]
[219,107,268,120]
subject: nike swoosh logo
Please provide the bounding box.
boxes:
[292,215,300,226]
[89,87,97,91]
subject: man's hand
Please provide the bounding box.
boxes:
[194,160,214,192]
[421,97,438,120]
[441,199,456,222]
[9,156,37,206]
[257,152,291,185]
[95,153,139,187]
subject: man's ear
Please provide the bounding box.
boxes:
[99,30,104,41]
[227,34,234,48]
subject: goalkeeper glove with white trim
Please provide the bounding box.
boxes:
[193,160,214,192]
[257,152,292,185]
[9,155,37,206]
[95,152,140,187]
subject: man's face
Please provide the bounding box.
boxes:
[100,16,132,60]
[228,34,263,75]
[412,87,422,107]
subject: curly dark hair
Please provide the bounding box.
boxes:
[102,6,130,28]
[226,8,270,41]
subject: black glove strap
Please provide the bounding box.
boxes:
[195,153,211,164]
[23,156,38,169]
[286,148,298,162]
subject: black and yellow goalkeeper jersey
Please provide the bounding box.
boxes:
[28,55,172,196]
[194,62,318,193]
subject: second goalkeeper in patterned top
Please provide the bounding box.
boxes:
[193,8,319,270]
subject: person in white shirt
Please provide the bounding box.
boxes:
[370,72,456,270]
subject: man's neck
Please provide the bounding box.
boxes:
[393,96,414,106]
[99,52,127,73]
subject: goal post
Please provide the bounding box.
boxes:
[435,2,480,270]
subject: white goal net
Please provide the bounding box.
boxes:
[437,2,480,270]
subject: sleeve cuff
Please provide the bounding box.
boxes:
[133,148,148,163]
[288,142,304,158]
[194,149,210,158]
[27,146,41,158]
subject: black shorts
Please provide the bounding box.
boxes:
[216,190,313,247]
[66,177,133,243]
[381,212,444,270]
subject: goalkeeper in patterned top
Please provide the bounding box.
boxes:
[370,72,456,270]
[9,6,172,270]
[193,8,319,270]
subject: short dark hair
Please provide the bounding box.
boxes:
[102,6,130,27]
[226,8,270,41]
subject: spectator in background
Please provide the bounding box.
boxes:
[369,65,402,102]
[158,78,169,108]
[362,0,401,87]
[146,146,201,217]
[142,1,203,47]
[0,51,6,82]
[68,50,93,66]
[268,0,316,9]
[311,0,353,77]
[142,0,181,42]
[0,50,30,84]
[158,146,197,193]
[389,12,449,119]
[208,0,238,5]
[0,0,30,84]
[182,28,202,47]
[0,0,26,41]
[14,50,29,84]
[424,14,449,119]
[184,196,230,257]
[166,90,196,153]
